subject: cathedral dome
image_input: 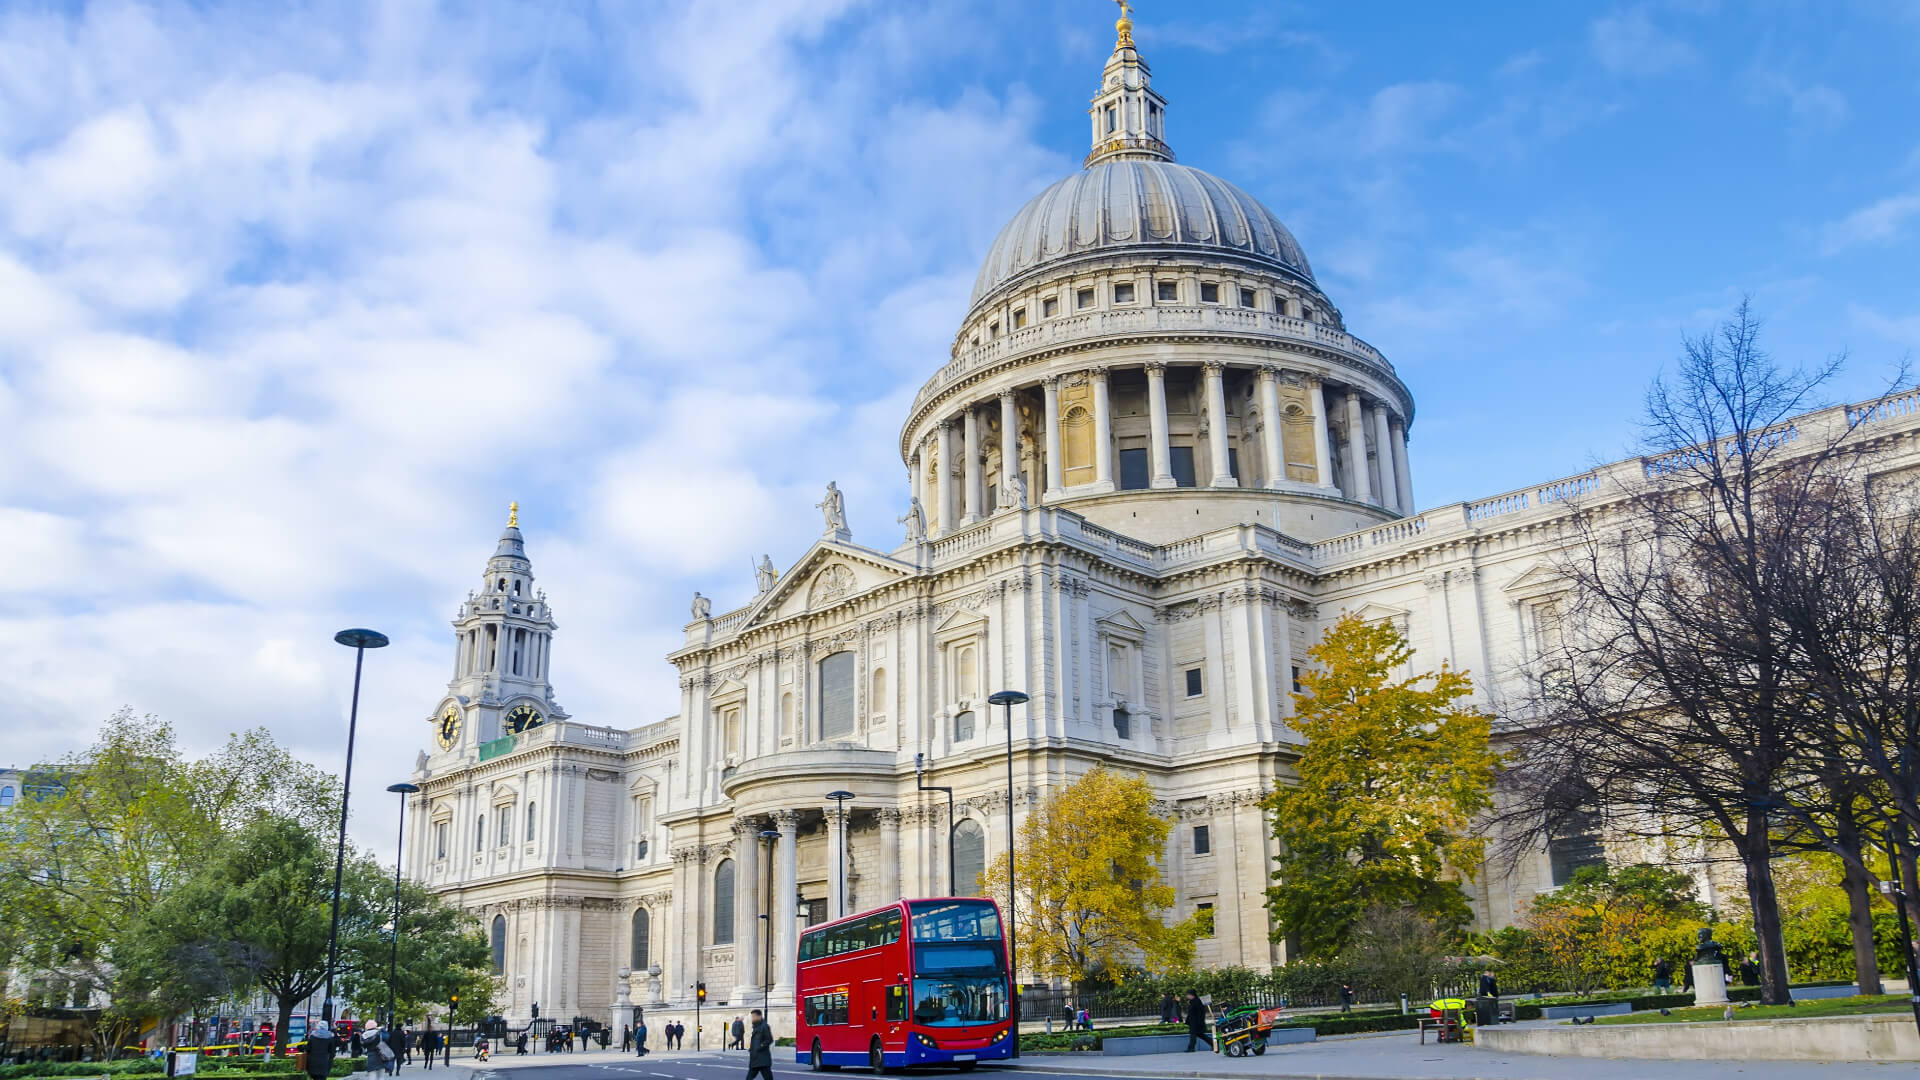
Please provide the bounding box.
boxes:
[968,160,1315,313]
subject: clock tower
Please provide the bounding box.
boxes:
[431,502,567,756]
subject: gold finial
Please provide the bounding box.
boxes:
[507,501,519,528]
[1114,0,1134,48]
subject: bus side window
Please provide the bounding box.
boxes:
[887,984,907,1022]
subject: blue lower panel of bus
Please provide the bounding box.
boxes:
[795,1033,1014,1068]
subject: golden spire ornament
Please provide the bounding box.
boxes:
[1114,0,1134,48]
[507,501,519,528]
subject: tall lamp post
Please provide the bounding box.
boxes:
[324,627,389,1024]
[914,754,956,896]
[385,782,421,1027]
[987,689,1029,1058]
[760,827,780,1006]
[826,791,855,918]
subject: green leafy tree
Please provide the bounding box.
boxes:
[1263,614,1499,958]
[341,876,493,1024]
[1522,863,1710,993]
[980,765,1200,985]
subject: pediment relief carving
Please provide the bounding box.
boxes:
[1500,563,1569,601]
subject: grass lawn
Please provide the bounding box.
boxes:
[1593,995,1910,1025]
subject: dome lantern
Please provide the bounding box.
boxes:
[1086,1,1173,167]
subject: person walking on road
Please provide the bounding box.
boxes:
[746,1010,773,1080]
[731,1016,745,1050]
[420,1028,439,1071]
[304,1023,339,1080]
[1159,993,1177,1025]
[1338,983,1355,1013]
[1653,957,1673,992]
[1183,992,1213,1053]
[635,1016,649,1057]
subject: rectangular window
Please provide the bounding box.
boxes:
[1200,282,1219,303]
[1156,280,1178,302]
[1185,667,1204,697]
[1042,296,1058,318]
[1106,106,1117,133]
[475,816,485,852]
[1077,287,1095,309]
[1196,902,1215,937]
[496,806,511,846]
[1291,665,1303,693]
[887,984,908,1022]
[1113,282,1136,304]
[436,822,448,859]
[1117,447,1149,490]
[1113,707,1131,739]
[989,321,1000,338]
[806,898,828,926]
[1194,825,1211,854]
[1169,445,1197,487]
[819,651,857,739]
[1227,447,1239,480]
[803,991,850,1026]
[1240,287,1257,308]
[1012,307,1026,329]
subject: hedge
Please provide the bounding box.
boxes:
[0,1064,163,1080]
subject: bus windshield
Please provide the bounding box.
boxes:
[907,900,1001,942]
[910,974,1008,1027]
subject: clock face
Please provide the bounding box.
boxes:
[505,703,545,734]
[436,705,461,750]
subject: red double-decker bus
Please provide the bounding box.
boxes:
[795,898,1012,1071]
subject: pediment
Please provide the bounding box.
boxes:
[933,606,989,640]
[1349,602,1411,629]
[1501,563,1569,600]
[1094,609,1147,637]
[744,540,915,627]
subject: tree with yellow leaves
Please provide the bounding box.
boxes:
[980,765,1201,986]
[1264,614,1498,958]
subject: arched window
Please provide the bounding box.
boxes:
[630,907,651,971]
[951,820,987,896]
[491,914,506,974]
[713,859,736,944]
[955,644,977,701]
[0,786,13,808]
[871,668,887,719]
[818,651,856,739]
[525,802,536,843]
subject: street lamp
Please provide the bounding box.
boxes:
[826,791,855,918]
[914,754,956,896]
[385,782,421,1028]
[987,689,1029,1058]
[760,827,780,1007]
[323,627,389,1024]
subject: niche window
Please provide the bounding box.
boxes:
[1184,667,1204,698]
[1193,825,1211,855]
[1156,281,1178,302]
[435,822,448,859]
[1042,296,1059,318]
[1112,707,1131,740]
[1113,282,1136,304]
[1200,282,1219,304]
[1196,903,1215,937]
[1012,307,1027,329]
[475,815,485,852]
[1240,287,1257,308]
[953,709,976,741]
[1077,288,1096,310]
[989,321,1001,338]
[525,802,537,843]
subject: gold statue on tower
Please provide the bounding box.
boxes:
[1114,0,1134,48]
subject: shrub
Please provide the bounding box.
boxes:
[0,1064,165,1080]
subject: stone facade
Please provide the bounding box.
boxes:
[404,14,1920,1037]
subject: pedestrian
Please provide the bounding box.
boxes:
[390,1024,409,1071]
[672,1021,683,1050]
[1338,983,1354,1014]
[746,1009,773,1080]
[349,1028,365,1060]
[1477,969,1499,1001]
[304,1023,339,1080]
[1159,993,1177,1025]
[731,1016,745,1050]
[636,1015,649,1058]
[515,1033,527,1056]
[360,1025,384,1075]
[1682,962,1695,992]
[421,1028,439,1071]
[1739,957,1760,986]
[621,1025,631,1053]
[1653,957,1673,992]
[1183,991,1212,1053]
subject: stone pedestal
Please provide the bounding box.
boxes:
[1691,963,1728,1005]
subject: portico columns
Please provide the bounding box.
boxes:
[1042,376,1063,499]
[1390,417,1415,513]
[1343,391,1372,503]
[1091,367,1114,491]
[1146,362,1175,488]
[731,819,762,1000]
[1372,404,1398,513]
[1204,361,1236,487]
[1257,366,1284,489]
[826,805,847,918]
[936,420,956,535]
[963,408,982,523]
[772,810,799,1000]
[878,808,902,904]
[909,448,923,527]
[998,390,1019,509]
[1309,378,1337,489]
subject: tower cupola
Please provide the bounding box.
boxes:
[1086,1,1173,166]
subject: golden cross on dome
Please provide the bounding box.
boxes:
[508,501,519,528]
[1114,0,1135,47]
[1115,0,1131,17]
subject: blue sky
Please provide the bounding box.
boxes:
[2,0,1916,854]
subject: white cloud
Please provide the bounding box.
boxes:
[1821,191,1920,254]
[1590,7,1697,76]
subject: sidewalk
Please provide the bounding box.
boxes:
[1003,1026,1920,1080]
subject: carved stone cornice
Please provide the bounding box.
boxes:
[876,807,904,826]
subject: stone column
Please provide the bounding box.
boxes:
[878,808,902,904]
[772,811,800,1000]
[1309,378,1336,489]
[1372,404,1398,513]
[1042,376,1063,499]
[1343,391,1372,503]
[826,804,848,919]
[908,448,922,528]
[731,820,761,1001]
[936,420,956,535]
[998,390,1019,509]
[963,406,982,523]
[1145,362,1174,488]
[1257,366,1284,490]
[1390,417,1414,513]
[1204,361,1236,487]
[1091,366,1114,491]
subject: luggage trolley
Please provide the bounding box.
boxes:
[1214,1004,1291,1057]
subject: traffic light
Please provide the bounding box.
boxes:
[696,982,706,1003]
[449,993,459,1018]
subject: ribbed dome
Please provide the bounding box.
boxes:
[969,160,1315,311]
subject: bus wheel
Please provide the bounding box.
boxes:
[810,1041,824,1072]
[869,1038,886,1073]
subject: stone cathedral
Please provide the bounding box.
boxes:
[404,11,1920,1034]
